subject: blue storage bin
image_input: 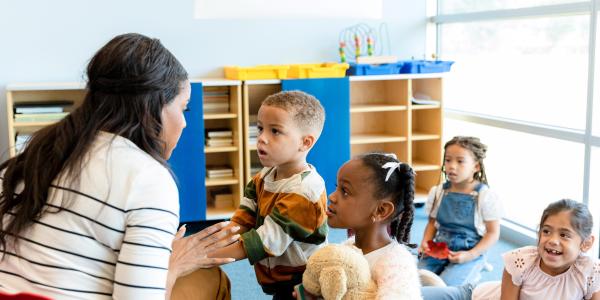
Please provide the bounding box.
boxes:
[399,60,454,74]
[347,62,404,76]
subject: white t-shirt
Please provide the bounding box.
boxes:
[345,238,422,300]
[425,183,503,236]
[0,132,180,299]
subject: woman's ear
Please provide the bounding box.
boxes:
[581,235,595,252]
[374,200,395,222]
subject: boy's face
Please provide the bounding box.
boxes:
[256,105,305,168]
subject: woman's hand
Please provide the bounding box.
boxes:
[166,222,239,299]
[169,221,240,278]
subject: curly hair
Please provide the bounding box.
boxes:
[262,90,325,139]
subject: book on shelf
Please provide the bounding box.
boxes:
[206,165,234,178]
[206,129,233,138]
[14,112,69,123]
[411,97,440,105]
[207,172,234,179]
[411,92,440,106]
[14,100,73,114]
[206,138,233,147]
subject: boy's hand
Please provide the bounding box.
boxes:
[447,250,475,264]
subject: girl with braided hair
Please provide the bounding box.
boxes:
[324,152,422,299]
[418,136,504,286]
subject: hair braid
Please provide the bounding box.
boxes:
[359,153,416,248]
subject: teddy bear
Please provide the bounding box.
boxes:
[302,244,377,300]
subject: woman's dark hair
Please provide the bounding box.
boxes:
[539,199,593,240]
[442,136,488,185]
[0,33,188,252]
[358,152,416,247]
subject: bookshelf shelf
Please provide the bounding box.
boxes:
[203,113,237,120]
[350,104,407,113]
[412,161,440,172]
[206,207,236,220]
[204,146,239,153]
[411,104,440,110]
[13,121,58,128]
[205,177,239,187]
[350,134,407,144]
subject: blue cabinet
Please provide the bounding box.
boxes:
[282,78,350,196]
[168,82,206,222]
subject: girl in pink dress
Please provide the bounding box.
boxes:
[473,199,600,300]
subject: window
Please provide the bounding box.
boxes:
[442,15,589,130]
[433,1,597,237]
[444,119,583,229]
[440,0,584,14]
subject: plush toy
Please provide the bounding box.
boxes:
[302,244,377,300]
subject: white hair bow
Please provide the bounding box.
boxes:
[382,161,401,182]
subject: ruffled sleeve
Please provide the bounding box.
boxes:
[424,185,443,218]
[502,246,539,286]
[584,258,600,299]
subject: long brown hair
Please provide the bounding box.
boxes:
[0,33,188,252]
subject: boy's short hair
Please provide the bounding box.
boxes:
[262,90,325,139]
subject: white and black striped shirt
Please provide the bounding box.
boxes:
[0,131,180,299]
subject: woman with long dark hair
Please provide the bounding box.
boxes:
[0,33,236,299]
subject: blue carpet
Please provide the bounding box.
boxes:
[220,206,519,299]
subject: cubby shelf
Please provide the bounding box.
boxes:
[350,104,407,113]
[349,75,444,204]
[350,134,407,144]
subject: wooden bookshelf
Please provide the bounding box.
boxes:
[349,74,445,204]
[196,79,244,220]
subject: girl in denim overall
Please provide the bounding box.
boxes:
[417,136,503,286]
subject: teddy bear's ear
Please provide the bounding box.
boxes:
[319,266,347,300]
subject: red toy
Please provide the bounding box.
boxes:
[425,240,450,259]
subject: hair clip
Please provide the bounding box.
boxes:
[382,161,401,182]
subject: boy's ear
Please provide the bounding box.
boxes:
[374,200,395,222]
[581,235,595,252]
[299,134,316,152]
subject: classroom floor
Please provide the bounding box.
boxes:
[218,206,519,299]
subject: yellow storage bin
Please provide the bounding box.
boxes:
[224,65,290,80]
[288,63,350,79]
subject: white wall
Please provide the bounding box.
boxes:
[0,0,427,160]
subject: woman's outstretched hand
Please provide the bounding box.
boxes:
[169,221,240,278]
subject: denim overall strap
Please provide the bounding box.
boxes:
[434,183,483,252]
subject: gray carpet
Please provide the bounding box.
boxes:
[221,206,519,299]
